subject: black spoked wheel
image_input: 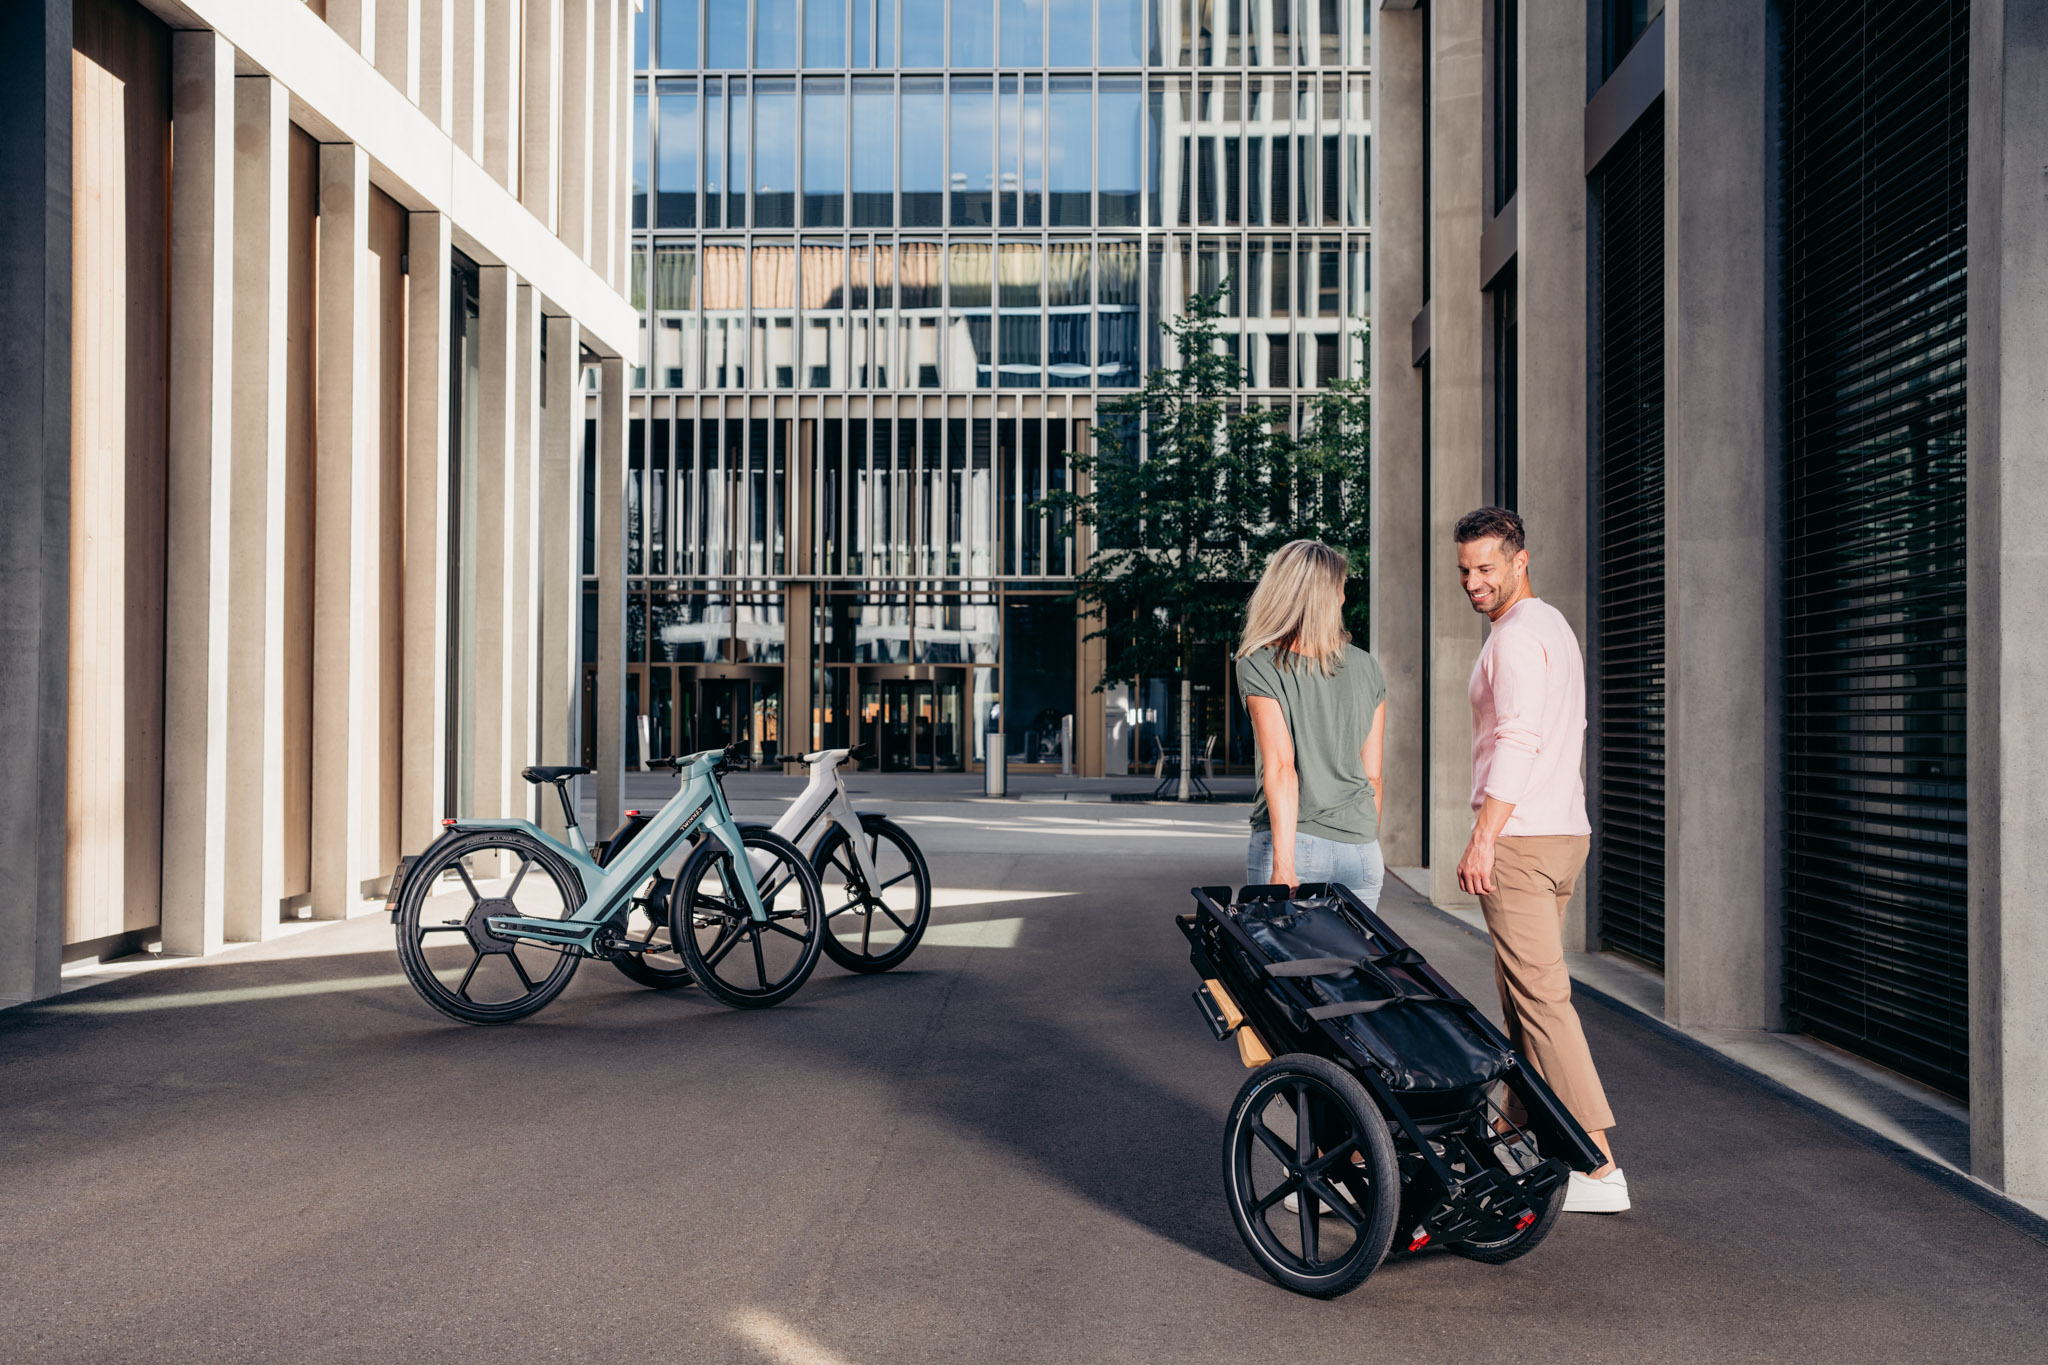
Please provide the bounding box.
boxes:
[395,831,582,1025]
[672,828,824,1008]
[1223,1054,1400,1298]
[609,874,694,989]
[1446,1129,1567,1264]
[813,814,932,973]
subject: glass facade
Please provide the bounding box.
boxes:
[613,0,1372,768]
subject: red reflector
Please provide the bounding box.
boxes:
[441,818,457,826]
[626,810,641,817]
[1514,1212,1537,1231]
[1407,1232,1431,1252]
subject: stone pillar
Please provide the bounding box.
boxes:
[375,0,420,103]
[521,0,562,231]
[223,75,292,943]
[402,211,452,851]
[418,0,454,132]
[160,31,237,958]
[1661,0,1777,1031]
[1966,0,2048,1203]
[311,142,375,920]
[1424,0,1489,901]
[560,0,594,263]
[0,0,70,1004]
[472,265,519,821]
[593,0,618,289]
[1368,4,1428,870]
[1516,0,1592,945]
[484,0,522,191]
[326,0,377,59]
[511,283,543,819]
[535,314,582,837]
[593,355,627,833]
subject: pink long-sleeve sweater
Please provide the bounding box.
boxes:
[1468,597,1591,837]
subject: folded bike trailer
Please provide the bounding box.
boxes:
[1179,883,1605,1298]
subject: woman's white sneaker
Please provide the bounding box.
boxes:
[1563,1168,1630,1213]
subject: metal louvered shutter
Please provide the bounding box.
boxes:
[1783,0,1970,1098]
[1591,103,1666,969]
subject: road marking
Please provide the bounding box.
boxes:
[841,916,1024,951]
[929,887,1070,909]
[729,1309,856,1365]
[38,974,411,1015]
[897,814,1241,840]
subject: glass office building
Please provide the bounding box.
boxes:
[599,0,1372,772]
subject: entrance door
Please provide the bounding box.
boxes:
[699,677,749,753]
[878,679,931,772]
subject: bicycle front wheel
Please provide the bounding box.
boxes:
[395,831,582,1025]
[672,828,823,1009]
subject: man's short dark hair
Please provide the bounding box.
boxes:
[1455,506,1526,555]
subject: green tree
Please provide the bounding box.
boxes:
[1039,289,1370,797]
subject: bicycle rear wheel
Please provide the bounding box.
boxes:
[672,829,823,1008]
[814,815,932,973]
[395,831,581,1025]
[609,874,695,989]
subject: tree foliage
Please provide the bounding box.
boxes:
[1039,288,1371,692]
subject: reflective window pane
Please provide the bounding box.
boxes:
[1047,78,1091,226]
[952,0,994,66]
[704,81,727,226]
[1002,0,1044,66]
[1049,0,1091,65]
[950,78,993,227]
[635,5,649,68]
[754,79,796,227]
[654,244,701,389]
[852,78,895,226]
[902,0,944,66]
[757,0,797,67]
[656,78,698,227]
[803,77,845,226]
[1047,240,1090,386]
[708,0,745,67]
[632,81,648,229]
[1100,0,1141,64]
[658,0,698,68]
[1099,238,1140,386]
[902,78,944,225]
[805,0,846,66]
[1099,76,1141,226]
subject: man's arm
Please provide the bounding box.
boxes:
[1246,695,1299,887]
[1456,794,1516,895]
[1461,630,1547,895]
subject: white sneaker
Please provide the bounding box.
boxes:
[1563,1167,1630,1214]
[1281,1184,1355,1215]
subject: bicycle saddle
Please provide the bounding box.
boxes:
[520,765,591,785]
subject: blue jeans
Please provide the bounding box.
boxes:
[1246,832,1385,908]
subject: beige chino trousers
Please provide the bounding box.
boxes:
[1480,834,1616,1134]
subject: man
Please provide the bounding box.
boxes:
[1453,506,1628,1214]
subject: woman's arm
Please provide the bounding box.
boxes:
[1362,699,1386,822]
[1247,695,1299,887]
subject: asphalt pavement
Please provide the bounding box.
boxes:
[2,793,2044,1363]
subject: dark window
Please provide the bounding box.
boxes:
[1491,0,1517,213]
[1603,0,1664,79]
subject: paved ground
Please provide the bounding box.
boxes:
[3,794,2044,1364]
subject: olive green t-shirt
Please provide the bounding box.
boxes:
[1238,644,1387,844]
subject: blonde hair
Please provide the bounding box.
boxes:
[1236,540,1351,675]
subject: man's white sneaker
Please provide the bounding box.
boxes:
[1563,1167,1629,1214]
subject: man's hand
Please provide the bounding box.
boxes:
[1456,834,1496,897]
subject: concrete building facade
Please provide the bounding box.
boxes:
[1,0,638,1002]
[1370,0,2048,1201]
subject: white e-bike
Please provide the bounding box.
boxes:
[754,743,933,973]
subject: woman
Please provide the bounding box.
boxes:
[1237,540,1387,903]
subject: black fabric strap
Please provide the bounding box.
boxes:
[1306,998,1403,1020]
[1264,957,1360,978]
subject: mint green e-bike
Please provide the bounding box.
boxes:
[391,744,824,1024]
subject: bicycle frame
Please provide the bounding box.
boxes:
[765,748,882,897]
[424,747,766,956]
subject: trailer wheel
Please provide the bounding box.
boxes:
[1223,1054,1400,1298]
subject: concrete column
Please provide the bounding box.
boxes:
[402,211,452,851]
[1424,0,1489,900]
[223,75,292,943]
[472,266,520,820]
[419,0,454,132]
[560,0,594,262]
[1661,0,1777,1030]
[160,31,237,958]
[0,0,71,1004]
[511,283,543,819]
[785,582,813,762]
[522,0,562,231]
[454,0,486,160]
[375,0,420,103]
[1516,0,1592,946]
[326,0,377,60]
[535,314,582,837]
[1368,5,1428,870]
[593,355,627,832]
[485,0,523,191]
[311,142,375,920]
[1966,0,2048,1202]
[594,0,618,288]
